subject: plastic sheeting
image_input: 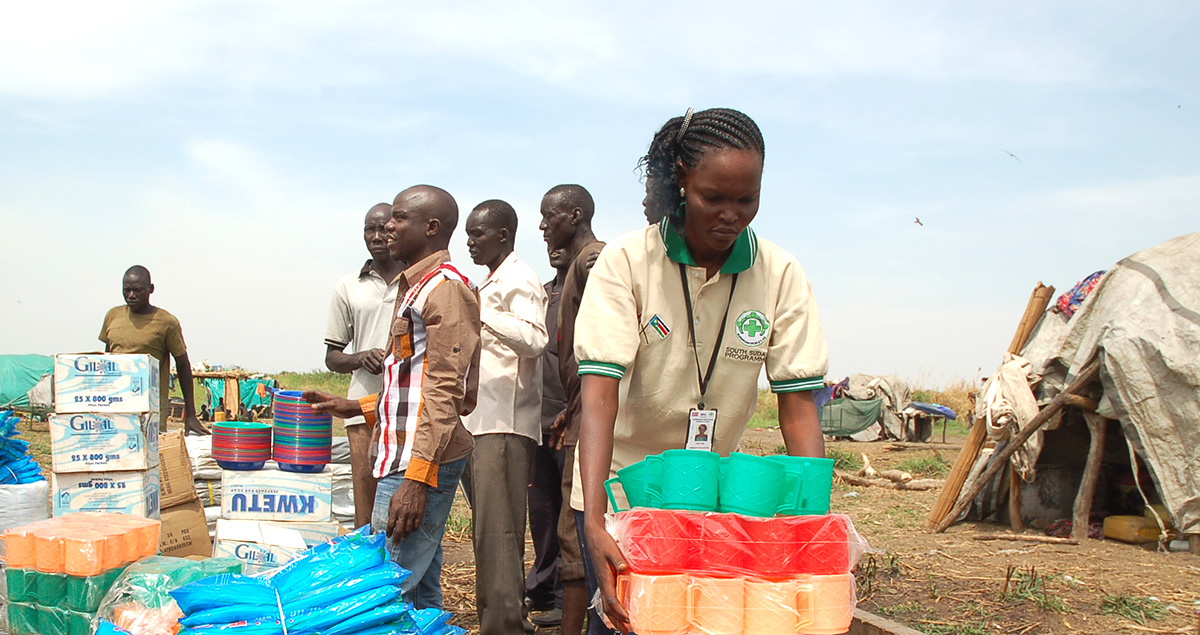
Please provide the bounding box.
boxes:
[607,510,866,635]
[0,355,52,410]
[818,398,884,437]
[170,529,463,635]
[0,481,51,534]
[843,374,911,440]
[1021,230,1200,534]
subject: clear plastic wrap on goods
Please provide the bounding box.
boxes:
[94,555,243,635]
[618,571,856,635]
[609,510,869,577]
[1,513,160,576]
[169,528,464,635]
[0,481,52,534]
[607,510,869,635]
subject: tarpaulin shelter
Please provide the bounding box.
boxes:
[930,231,1200,545]
[0,354,53,410]
[819,374,915,441]
[1019,231,1200,536]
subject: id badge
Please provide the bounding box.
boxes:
[686,408,717,451]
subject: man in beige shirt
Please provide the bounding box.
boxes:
[324,202,407,528]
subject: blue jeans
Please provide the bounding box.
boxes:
[372,457,468,610]
[576,510,621,635]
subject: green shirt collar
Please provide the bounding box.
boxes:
[658,217,758,274]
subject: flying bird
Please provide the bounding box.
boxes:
[914,217,923,226]
[1004,150,1021,162]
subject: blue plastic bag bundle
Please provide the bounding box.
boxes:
[171,529,465,635]
[0,411,45,484]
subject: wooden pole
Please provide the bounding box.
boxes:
[1189,535,1200,555]
[1072,412,1108,541]
[1009,464,1024,531]
[1008,283,1055,355]
[925,418,988,530]
[933,358,1101,533]
[926,280,1056,532]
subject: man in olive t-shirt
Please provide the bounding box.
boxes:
[98,265,208,435]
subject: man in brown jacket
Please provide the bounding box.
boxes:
[307,185,480,610]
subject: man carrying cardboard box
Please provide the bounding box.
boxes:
[98,265,208,435]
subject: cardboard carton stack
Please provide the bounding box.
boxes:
[214,464,339,573]
[156,430,212,558]
[49,354,162,520]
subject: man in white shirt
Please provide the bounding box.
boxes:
[461,199,548,635]
[324,202,407,528]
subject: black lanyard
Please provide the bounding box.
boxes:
[679,263,738,410]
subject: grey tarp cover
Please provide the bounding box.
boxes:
[844,374,912,440]
[1020,231,1200,534]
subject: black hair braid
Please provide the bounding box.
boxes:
[637,108,764,229]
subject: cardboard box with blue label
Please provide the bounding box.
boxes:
[54,353,160,414]
[214,519,309,574]
[220,464,333,522]
[51,469,161,519]
[48,413,160,473]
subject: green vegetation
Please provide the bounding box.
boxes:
[747,390,777,429]
[445,492,473,540]
[1099,594,1167,625]
[895,454,950,478]
[274,371,352,395]
[1002,565,1072,613]
[876,601,924,616]
[826,447,862,472]
[912,381,975,436]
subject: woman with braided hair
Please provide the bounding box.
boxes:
[570,107,829,633]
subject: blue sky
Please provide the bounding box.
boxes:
[2,2,1197,386]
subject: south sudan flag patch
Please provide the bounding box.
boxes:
[648,314,670,339]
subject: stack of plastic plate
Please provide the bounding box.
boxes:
[271,389,332,473]
[211,421,272,470]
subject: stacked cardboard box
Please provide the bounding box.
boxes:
[157,430,212,558]
[214,464,340,573]
[50,354,162,520]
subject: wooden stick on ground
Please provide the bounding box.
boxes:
[932,358,1101,533]
[1072,412,1108,541]
[972,534,1078,545]
[836,471,943,491]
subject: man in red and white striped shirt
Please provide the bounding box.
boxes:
[307,184,481,609]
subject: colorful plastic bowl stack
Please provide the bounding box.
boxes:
[271,390,332,474]
[211,421,273,471]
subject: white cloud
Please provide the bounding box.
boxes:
[4,1,1183,104]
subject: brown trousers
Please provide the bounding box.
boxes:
[462,433,536,635]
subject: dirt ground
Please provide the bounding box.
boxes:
[439,429,1200,635]
[16,418,1199,634]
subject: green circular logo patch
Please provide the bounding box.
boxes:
[735,310,770,347]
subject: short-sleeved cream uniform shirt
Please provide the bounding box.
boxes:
[570,221,828,511]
